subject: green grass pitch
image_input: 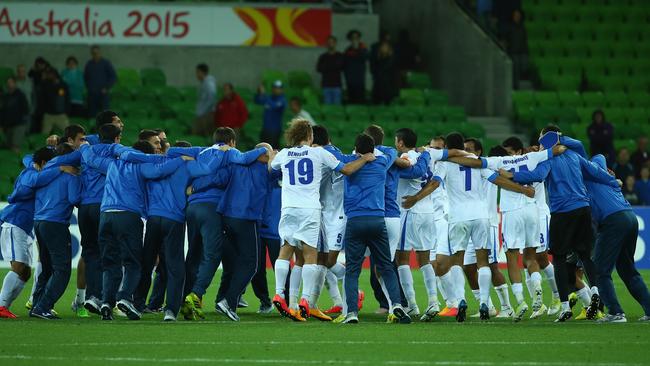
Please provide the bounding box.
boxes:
[1,268,649,366]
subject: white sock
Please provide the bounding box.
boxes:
[325,270,343,307]
[495,284,512,310]
[274,259,290,298]
[478,266,492,305]
[590,286,599,296]
[542,263,560,299]
[561,301,570,312]
[576,286,591,307]
[75,288,86,306]
[330,262,346,280]
[488,297,495,310]
[0,271,26,308]
[450,265,465,302]
[437,277,451,307]
[29,261,42,302]
[420,264,438,305]
[301,264,318,304]
[310,265,327,307]
[378,276,393,309]
[530,271,542,293]
[289,265,302,309]
[440,271,457,307]
[471,289,480,301]
[398,265,416,307]
[512,282,525,304]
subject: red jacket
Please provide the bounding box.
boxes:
[214,93,248,129]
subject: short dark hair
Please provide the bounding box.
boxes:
[152,128,164,135]
[33,146,56,167]
[355,133,375,154]
[395,128,417,148]
[99,124,121,143]
[433,135,446,143]
[488,145,509,157]
[95,110,118,130]
[133,140,155,154]
[502,136,524,153]
[464,137,483,156]
[138,129,159,141]
[91,45,100,51]
[328,35,337,42]
[66,56,78,65]
[213,127,236,144]
[196,63,209,74]
[364,124,384,146]
[312,125,330,146]
[63,124,85,142]
[174,140,192,148]
[290,96,303,105]
[541,124,562,134]
[445,132,465,150]
[55,142,75,156]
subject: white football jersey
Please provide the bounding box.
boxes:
[320,158,344,216]
[271,145,343,209]
[483,150,551,212]
[434,157,495,223]
[484,178,499,226]
[396,148,447,214]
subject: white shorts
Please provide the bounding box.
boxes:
[463,226,499,265]
[502,204,540,250]
[398,211,434,252]
[431,217,450,260]
[279,208,321,249]
[320,210,346,253]
[0,223,34,265]
[537,212,550,253]
[385,217,400,261]
[448,218,490,254]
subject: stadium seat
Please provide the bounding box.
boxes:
[393,106,422,122]
[581,91,605,108]
[399,88,426,105]
[628,92,650,108]
[423,89,449,106]
[534,91,559,107]
[608,60,632,77]
[140,68,166,87]
[557,91,583,108]
[0,67,14,85]
[345,105,370,122]
[626,108,648,125]
[116,68,140,87]
[571,24,594,41]
[441,106,466,123]
[618,24,641,42]
[406,72,432,89]
[605,91,630,108]
[178,86,197,102]
[319,105,346,123]
[287,71,312,90]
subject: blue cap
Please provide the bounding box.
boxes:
[539,131,560,150]
[591,154,607,170]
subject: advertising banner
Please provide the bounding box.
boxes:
[0,2,331,46]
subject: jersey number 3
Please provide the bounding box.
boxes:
[285,158,314,185]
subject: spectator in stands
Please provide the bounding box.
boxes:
[28,57,50,133]
[587,109,615,163]
[84,46,116,119]
[505,9,528,89]
[41,69,70,135]
[370,40,398,105]
[631,136,649,177]
[288,97,315,126]
[255,81,286,148]
[214,82,249,136]
[623,176,640,206]
[317,35,345,105]
[612,148,635,181]
[193,63,217,137]
[394,29,421,87]
[0,77,29,152]
[15,64,32,112]
[62,56,85,118]
[635,167,650,205]
[343,30,368,104]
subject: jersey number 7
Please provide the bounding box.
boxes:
[285,158,314,185]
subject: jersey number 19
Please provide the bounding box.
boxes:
[285,158,314,185]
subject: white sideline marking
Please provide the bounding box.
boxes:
[7,340,649,347]
[0,355,642,366]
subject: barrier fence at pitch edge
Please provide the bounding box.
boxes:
[1,203,649,270]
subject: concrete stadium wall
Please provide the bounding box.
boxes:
[0,13,379,90]
[374,0,512,116]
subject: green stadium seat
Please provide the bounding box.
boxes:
[529,42,545,59]
[547,25,571,40]
[345,105,370,122]
[560,58,582,77]
[178,86,197,102]
[571,25,594,41]
[581,92,605,108]
[542,41,565,58]
[604,91,630,107]
[599,76,627,92]
[617,124,644,140]
[604,108,626,124]
[526,23,547,40]
[441,106,466,123]
[626,108,648,125]
[557,91,583,108]
[589,44,611,59]
[583,60,607,79]
[393,106,422,122]
[626,78,649,93]
[0,67,14,85]
[618,24,641,41]
[628,92,650,108]
[140,68,166,87]
[406,72,432,89]
[611,43,636,59]
[156,86,181,102]
[531,9,554,23]
[116,68,140,87]
[625,10,648,25]
[423,89,449,106]
[287,71,312,90]
[564,42,590,58]
[319,105,346,123]
[614,139,636,152]
[398,88,426,105]
[579,8,602,25]
[110,87,133,104]
[608,60,632,77]
[641,29,650,42]
[534,91,559,107]
[544,75,581,91]
[420,106,444,123]
[554,8,578,24]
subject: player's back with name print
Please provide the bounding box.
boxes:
[272,146,341,209]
